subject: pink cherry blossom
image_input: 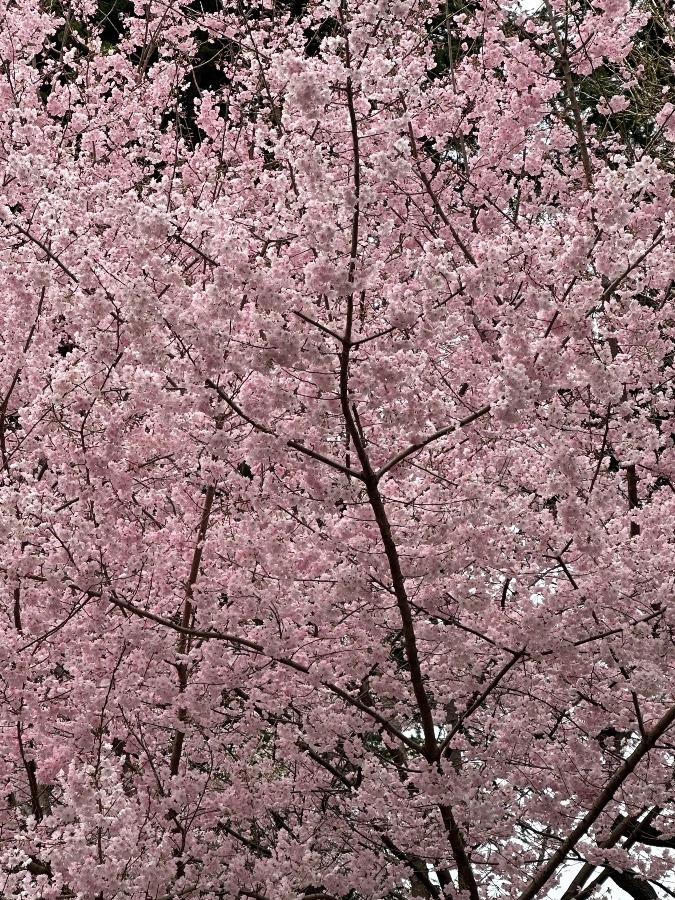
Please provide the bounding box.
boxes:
[0,0,674,898]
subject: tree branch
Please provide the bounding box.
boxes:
[16,722,43,822]
[287,440,364,480]
[292,310,343,343]
[205,379,275,435]
[407,122,477,266]
[169,483,216,777]
[518,702,675,900]
[106,596,422,752]
[173,233,220,267]
[377,404,491,479]
[437,650,525,758]
[11,222,79,283]
[572,608,663,647]
[541,0,593,188]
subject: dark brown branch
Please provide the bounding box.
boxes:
[173,233,220,267]
[16,722,43,822]
[13,588,22,632]
[170,483,216,777]
[206,379,360,477]
[518,702,675,900]
[105,595,262,649]
[439,805,480,900]
[11,223,79,283]
[0,368,21,472]
[572,608,663,647]
[358,470,439,756]
[321,679,424,753]
[325,2,435,765]
[23,286,46,353]
[563,807,662,900]
[625,463,640,537]
[287,440,364,480]
[218,822,272,858]
[632,692,646,738]
[597,229,664,309]
[554,556,578,590]
[437,650,525,759]
[606,869,657,900]
[106,597,422,753]
[377,404,491,478]
[380,834,442,899]
[292,310,343,343]
[407,122,477,266]
[501,578,511,610]
[351,326,396,347]
[543,310,559,338]
[559,812,643,900]
[205,379,275,435]
[542,0,593,188]
[297,740,356,790]
[587,404,611,500]
[17,595,94,652]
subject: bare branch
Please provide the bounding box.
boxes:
[554,556,579,590]
[297,739,356,790]
[561,807,662,900]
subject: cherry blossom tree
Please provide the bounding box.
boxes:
[1,0,675,898]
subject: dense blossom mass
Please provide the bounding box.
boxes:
[1,0,675,897]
